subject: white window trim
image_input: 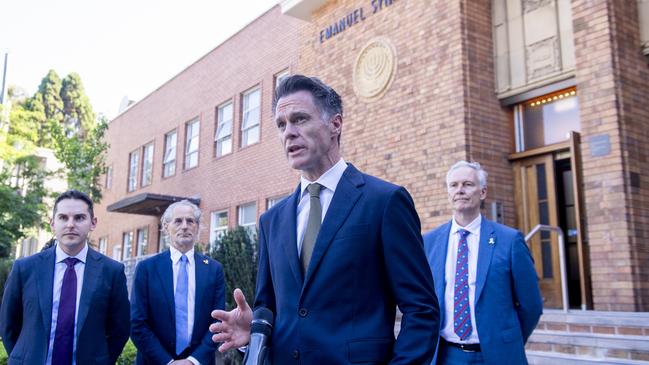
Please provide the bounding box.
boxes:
[241,88,261,147]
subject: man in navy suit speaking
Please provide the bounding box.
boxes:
[0,189,130,365]
[423,161,543,365]
[210,75,440,364]
[131,200,225,364]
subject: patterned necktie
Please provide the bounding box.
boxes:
[52,257,80,365]
[175,254,190,355]
[301,183,322,274]
[454,229,473,340]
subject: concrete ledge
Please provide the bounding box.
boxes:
[541,309,649,327]
[529,330,649,351]
[527,351,649,365]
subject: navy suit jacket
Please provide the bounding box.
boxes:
[423,218,543,365]
[255,164,440,364]
[130,250,225,365]
[0,246,130,365]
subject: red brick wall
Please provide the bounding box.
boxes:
[573,0,649,310]
[94,6,303,257]
[297,0,514,231]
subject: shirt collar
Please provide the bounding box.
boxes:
[450,214,482,236]
[55,242,89,264]
[169,245,195,265]
[300,158,348,197]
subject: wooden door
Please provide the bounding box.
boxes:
[513,154,563,308]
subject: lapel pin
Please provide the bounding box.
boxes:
[488,237,495,246]
[203,259,209,265]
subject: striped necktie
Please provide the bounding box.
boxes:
[454,229,473,340]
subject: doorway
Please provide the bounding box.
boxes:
[511,139,590,309]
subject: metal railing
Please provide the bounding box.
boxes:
[122,254,155,297]
[525,224,569,313]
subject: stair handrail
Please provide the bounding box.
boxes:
[525,224,569,313]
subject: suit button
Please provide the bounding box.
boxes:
[292,350,299,358]
[298,308,308,317]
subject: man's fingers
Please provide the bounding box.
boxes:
[211,309,229,321]
[233,288,249,311]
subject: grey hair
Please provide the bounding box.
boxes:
[446,160,488,188]
[161,199,202,227]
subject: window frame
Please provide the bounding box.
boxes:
[127,149,140,192]
[209,210,229,250]
[241,87,261,148]
[136,227,149,257]
[215,101,234,157]
[163,129,177,178]
[141,142,154,187]
[184,119,200,169]
[122,231,134,260]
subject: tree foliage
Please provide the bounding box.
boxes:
[210,226,258,310]
[0,69,107,258]
[50,115,108,202]
[0,155,48,258]
[61,73,95,136]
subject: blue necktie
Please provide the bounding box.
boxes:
[175,254,190,355]
[454,229,473,340]
[52,257,80,365]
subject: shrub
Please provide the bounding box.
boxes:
[116,339,137,365]
[210,226,258,310]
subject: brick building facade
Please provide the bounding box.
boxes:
[96,3,649,359]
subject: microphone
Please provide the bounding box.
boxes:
[243,307,274,365]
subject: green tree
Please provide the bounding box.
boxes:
[60,73,95,136]
[210,226,258,310]
[0,154,48,258]
[50,115,109,203]
[34,70,64,147]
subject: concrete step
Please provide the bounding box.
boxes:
[527,330,649,359]
[527,351,649,365]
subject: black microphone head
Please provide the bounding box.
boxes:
[250,307,274,337]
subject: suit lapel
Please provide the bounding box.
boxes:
[192,252,208,341]
[475,218,496,304]
[156,251,175,321]
[37,248,56,335]
[303,165,363,287]
[279,184,303,285]
[434,222,453,310]
[76,248,101,336]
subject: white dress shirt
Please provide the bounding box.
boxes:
[441,214,482,344]
[169,246,199,365]
[46,243,88,365]
[296,158,348,255]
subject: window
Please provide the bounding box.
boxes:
[267,194,289,210]
[112,245,122,261]
[185,119,200,169]
[136,228,148,256]
[128,150,140,192]
[141,143,154,186]
[158,224,170,252]
[241,88,260,147]
[98,237,107,255]
[105,165,112,190]
[210,210,229,249]
[163,130,177,177]
[275,70,289,90]
[122,231,134,260]
[215,101,233,157]
[515,88,580,151]
[238,202,257,239]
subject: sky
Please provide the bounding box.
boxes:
[1,0,279,119]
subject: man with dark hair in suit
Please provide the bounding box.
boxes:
[131,199,225,365]
[211,75,440,364]
[423,161,543,365]
[0,189,130,365]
